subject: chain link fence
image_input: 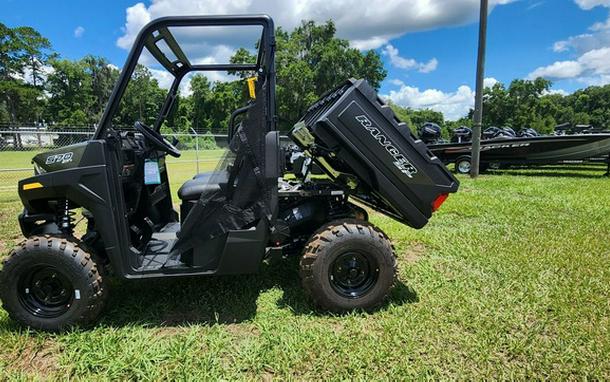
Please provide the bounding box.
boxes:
[0,124,292,194]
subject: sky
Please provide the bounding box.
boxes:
[3,0,610,120]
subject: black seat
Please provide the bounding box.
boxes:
[177,171,229,201]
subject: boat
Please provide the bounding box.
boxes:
[419,123,610,175]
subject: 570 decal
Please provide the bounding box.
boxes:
[355,115,418,178]
[45,152,74,165]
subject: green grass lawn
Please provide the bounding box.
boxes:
[0,163,609,379]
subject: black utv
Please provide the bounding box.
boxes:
[0,15,458,331]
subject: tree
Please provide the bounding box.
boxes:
[269,20,387,131]
[0,23,53,123]
[202,80,243,132]
[189,74,212,131]
[45,58,91,124]
[45,56,120,127]
[113,64,165,128]
[82,56,118,121]
[13,26,54,87]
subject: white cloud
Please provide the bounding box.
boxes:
[576,74,610,85]
[590,17,610,31]
[483,77,499,88]
[13,63,54,85]
[149,68,175,89]
[543,88,569,96]
[419,58,439,73]
[531,1,610,85]
[552,1,610,53]
[528,60,583,79]
[74,26,85,38]
[383,77,499,120]
[117,0,516,52]
[384,84,474,120]
[527,1,544,10]
[382,44,438,73]
[574,0,610,10]
[116,0,517,86]
[117,3,151,49]
[580,46,610,73]
[528,47,610,85]
[552,31,610,53]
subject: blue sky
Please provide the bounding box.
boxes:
[3,0,610,119]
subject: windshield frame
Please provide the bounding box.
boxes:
[94,14,276,139]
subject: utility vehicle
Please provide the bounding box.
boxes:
[0,15,458,330]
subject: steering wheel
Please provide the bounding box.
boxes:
[134,121,181,158]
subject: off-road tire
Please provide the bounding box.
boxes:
[300,220,397,312]
[0,235,107,331]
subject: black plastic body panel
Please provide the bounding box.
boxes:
[292,79,459,228]
[18,140,130,275]
[215,219,268,274]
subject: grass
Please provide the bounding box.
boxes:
[0,157,609,379]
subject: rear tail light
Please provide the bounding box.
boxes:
[432,193,449,212]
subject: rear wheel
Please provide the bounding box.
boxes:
[455,155,472,174]
[300,220,396,312]
[0,236,107,331]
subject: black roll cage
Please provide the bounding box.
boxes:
[94,14,277,140]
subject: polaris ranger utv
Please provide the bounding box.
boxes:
[0,15,458,330]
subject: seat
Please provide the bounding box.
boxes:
[177,171,228,201]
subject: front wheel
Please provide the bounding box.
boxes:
[300,220,397,312]
[0,236,107,331]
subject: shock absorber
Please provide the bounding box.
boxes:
[58,199,75,235]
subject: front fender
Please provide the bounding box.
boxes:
[17,140,130,276]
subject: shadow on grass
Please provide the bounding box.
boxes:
[93,256,417,328]
[0,255,418,333]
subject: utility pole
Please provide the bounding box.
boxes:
[471,0,488,178]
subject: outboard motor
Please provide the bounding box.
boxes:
[518,128,539,138]
[576,124,596,134]
[483,126,514,140]
[418,122,443,144]
[554,122,571,135]
[501,127,516,137]
[483,126,501,140]
[451,126,472,143]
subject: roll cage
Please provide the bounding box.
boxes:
[93,14,277,140]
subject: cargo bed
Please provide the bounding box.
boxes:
[291,79,459,228]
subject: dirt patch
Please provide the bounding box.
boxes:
[403,243,426,263]
[225,323,259,338]
[261,369,275,382]
[5,339,59,377]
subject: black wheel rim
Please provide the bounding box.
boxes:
[17,265,74,318]
[329,251,379,299]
